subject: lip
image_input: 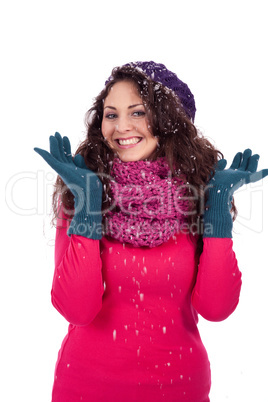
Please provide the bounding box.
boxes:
[115,136,143,149]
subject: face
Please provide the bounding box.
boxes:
[101,81,158,162]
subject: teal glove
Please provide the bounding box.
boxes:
[34,132,103,239]
[203,148,268,238]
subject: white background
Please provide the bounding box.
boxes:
[1,0,268,401]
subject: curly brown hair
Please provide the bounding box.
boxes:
[52,65,236,257]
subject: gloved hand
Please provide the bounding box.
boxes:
[203,148,268,238]
[34,132,103,239]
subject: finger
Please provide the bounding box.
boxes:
[34,147,60,170]
[249,169,268,183]
[54,132,67,162]
[74,154,87,169]
[216,159,227,171]
[247,154,260,173]
[35,146,73,185]
[239,149,252,171]
[62,136,73,163]
[49,135,64,162]
[261,169,268,180]
[229,152,242,170]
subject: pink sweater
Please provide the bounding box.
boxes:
[51,208,242,402]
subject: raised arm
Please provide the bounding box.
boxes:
[192,149,267,321]
[51,204,104,326]
[34,133,104,325]
[191,238,242,321]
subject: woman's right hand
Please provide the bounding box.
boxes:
[34,132,103,239]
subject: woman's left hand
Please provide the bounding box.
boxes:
[210,148,268,193]
[203,149,268,238]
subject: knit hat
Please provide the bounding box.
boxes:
[106,61,196,121]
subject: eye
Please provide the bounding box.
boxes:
[105,113,117,120]
[133,110,146,117]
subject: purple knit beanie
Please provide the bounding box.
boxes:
[106,61,196,121]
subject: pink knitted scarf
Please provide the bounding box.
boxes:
[105,158,190,247]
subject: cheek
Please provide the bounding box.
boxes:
[137,120,151,135]
[151,137,158,151]
[143,118,154,136]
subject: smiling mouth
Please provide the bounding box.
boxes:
[116,137,142,146]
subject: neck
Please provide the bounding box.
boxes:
[104,157,190,247]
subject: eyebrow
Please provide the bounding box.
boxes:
[104,103,144,110]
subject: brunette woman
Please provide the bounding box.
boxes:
[35,61,268,401]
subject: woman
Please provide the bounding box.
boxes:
[35,61,268,401]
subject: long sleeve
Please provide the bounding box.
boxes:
[191,238,242,322]
[51,205,104,326]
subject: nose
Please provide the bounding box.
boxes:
[116,115,133,134]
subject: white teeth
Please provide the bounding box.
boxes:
[118,137,141,145]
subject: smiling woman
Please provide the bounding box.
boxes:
[57,63,224,226]
[34,61,268,402]
[101,81,158,162]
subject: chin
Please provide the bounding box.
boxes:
[118,156,139,163]
[117,152,142,163]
